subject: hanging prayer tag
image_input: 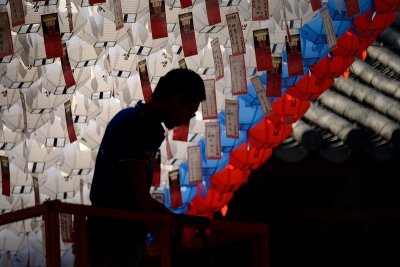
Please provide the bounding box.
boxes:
[61,43,76,88]
[251,76,272,115]
[179,12,198,57]
[0,13,14,58]
[173,122,189,142]
[113,0,124,30]
[321,7,338,51]
[253,28,273,71]
[66,0,74,32]
[19,91,28,135]
[138,59,153,103]
[149,0,168,39]
[9,0,25,27]
[226,12,246,56]
[310,0,322,11]
[283,8,291,44]
[32,176,40,206]
[64,100,77,143]
[152,149,161,188]
[187,145,202,184]
[225,99,239,139]
[201,79,218,120]
[0,156,10,197]
[266,56,282,97]
[80,179,84,204]
[88,0,106,6]
[165,131,173,160]
[89,0,105,5]
[151,192,165,204]
[205,121,221,160]
[179,58,188,69]
[344,0,360,17]
[211,38,224,80]
[41,14,63,59]
[286,34,304,76]
[230,55,247,95]
[60,214,74,243]
[180,0,192,8]
[205,0,221,26]
[252,0,269,20]
[168,169,183,208]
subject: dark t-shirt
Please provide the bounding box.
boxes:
[90,101,165,210]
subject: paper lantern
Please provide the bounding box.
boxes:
[210,166,251,193]
[248,119,293,149]
[229,141,273,170]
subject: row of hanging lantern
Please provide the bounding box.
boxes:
[0,0,311,205]
[0,0,399,251]
[172,0,400,222]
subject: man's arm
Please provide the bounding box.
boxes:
[119,159,174,246]
[119,159,171,214]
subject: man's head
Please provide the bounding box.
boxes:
[150,69,206,129]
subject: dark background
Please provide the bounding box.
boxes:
[170,148,400,267]
[212,151,400,267]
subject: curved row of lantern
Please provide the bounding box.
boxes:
[167,0,400,220]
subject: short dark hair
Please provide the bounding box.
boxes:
[151,69,206,103]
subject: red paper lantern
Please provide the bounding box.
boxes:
[333,31,369,57]
[189,189,234,214]
[286,75,334,100]
[353,10,396,42]
[310,55,355,81]
[269,95,310,124]
[247,120,292,150]
[373,0,400,14]
[211,166,251,193]
[229,141,273,170]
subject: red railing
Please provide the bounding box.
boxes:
[0,200,269,267]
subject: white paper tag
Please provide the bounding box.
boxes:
[187,145,202,184]
[205,121,221,160]
[225,99,239,139]
[230,55,247,95]
[211,38,224,80]
[252,0,269,20]
[321,7,338,51]
[226,12,246,56]
[201,79,218,120]
[251,76,272,115]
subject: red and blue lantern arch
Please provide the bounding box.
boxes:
[163,0,400,218]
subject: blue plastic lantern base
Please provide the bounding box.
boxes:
[170,205,188,214]
[198,139,230,177]
[327,0,372,20]
[300,4,352,44]
[200,178,212,199]
[181,185,198,204]
[179,161,190,185]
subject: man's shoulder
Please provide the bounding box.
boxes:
[111,104,144,125]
